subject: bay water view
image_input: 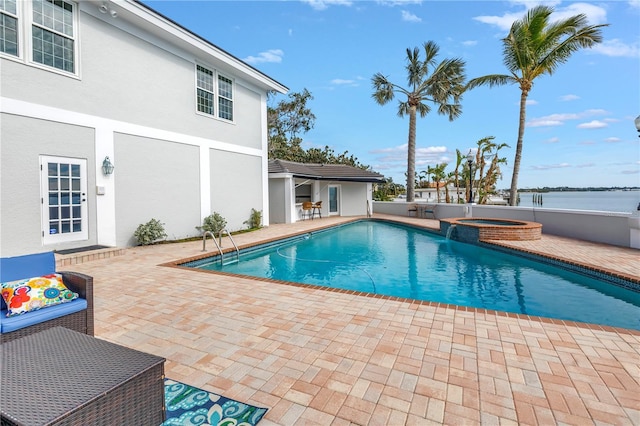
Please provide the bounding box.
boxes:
[515,190,640,214]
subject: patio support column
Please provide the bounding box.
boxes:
[285,175,294,223]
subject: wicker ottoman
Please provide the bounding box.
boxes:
[1,327,165,426]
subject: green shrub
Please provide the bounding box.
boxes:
[198,212,227,235]
[133,218,167,245]
[244,208,262,229]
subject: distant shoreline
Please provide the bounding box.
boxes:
[513,187,639,193]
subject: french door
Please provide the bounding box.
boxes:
[40,156,88,244]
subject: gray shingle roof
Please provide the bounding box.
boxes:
[269,159,385,183]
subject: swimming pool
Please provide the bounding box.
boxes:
[187,220,640,330]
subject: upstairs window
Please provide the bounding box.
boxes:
[218,75,233,121]
[0,0,18,56]
[196,65,234,121]
[196,65,214,115]
[31,0,76,73]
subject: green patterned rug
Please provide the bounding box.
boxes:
[162,379,268,426]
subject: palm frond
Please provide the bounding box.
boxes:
[422,41,439,70]
[437,103,463,121]
[538,21,607,76]
[371,73,396,105]
[466,74,515,90]
[415,102,431,118]
[397,101,412,118]
[406,47,425,88]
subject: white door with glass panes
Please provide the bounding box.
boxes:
[40,156,88,244]
[329,185,340,216]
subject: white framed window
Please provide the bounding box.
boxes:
[40,155,88,244]
[218,74,233,121]
[31,0,77,73]
[0,0,19,57]
[196,64,214,115]
[195,64,234,121]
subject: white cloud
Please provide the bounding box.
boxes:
[371,144,448,166]
[531,163,571,170]
[525,99,538,106]
[301,0,352,10]
[576,163,595,168]
[553,3,607,25]
[527,109,609,127]
[544,137,560,144]
[474,2,607,32]
[462,40,478,47]
[528,113,577,127]
[330,76,364,88]
[559,94,580,101]
[577,120,608,129]
[331,79,355,85]
[243,49,284,64]
[376,0,423,6]
[473,12,522,31]
[604,137,621,143]
[590,39,640,58]
[401,10,421,22]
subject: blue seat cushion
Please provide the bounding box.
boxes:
[0,298,87,333]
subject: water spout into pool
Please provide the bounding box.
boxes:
[445,224,457,240]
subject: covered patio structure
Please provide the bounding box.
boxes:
[268,159,385,223]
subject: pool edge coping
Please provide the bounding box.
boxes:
[160,217,640,336]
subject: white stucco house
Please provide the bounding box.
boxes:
[0,0,287,256]
[268,159,385,223]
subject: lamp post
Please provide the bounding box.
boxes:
[635,115,640,138]
[466,150,474,203]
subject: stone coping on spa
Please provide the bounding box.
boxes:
[440,217,543,242]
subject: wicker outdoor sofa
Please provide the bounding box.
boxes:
[0,252,94,344]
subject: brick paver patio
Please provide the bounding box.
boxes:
[58,215,640,425]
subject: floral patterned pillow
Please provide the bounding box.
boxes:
[1,274,78,317]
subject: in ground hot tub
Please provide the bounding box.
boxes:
[440,217,542,242]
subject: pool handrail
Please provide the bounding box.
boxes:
[202,229,240,265]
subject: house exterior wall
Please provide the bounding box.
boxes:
[210,151,263,232]
[269,179,287,224]
[1,7,264,149]
[0,114,97,255]
[114,134,201,247]
[0,1,284,256]
[334,182,371,217]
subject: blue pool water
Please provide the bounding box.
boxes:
[191,221,640,330]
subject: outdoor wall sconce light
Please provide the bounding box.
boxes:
[102,156,114,175]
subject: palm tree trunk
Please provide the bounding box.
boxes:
[406,106,417,202]
[509,89,529,206]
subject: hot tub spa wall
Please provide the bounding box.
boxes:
[440,219,542,242]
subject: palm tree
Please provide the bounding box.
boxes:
[372,41,466,202]
[466,6,607,206]
[432,163,448,203]
[474,137,509,203]
[445,171,455,203]
[453,149,465,203]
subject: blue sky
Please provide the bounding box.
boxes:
[144,0,640,189]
